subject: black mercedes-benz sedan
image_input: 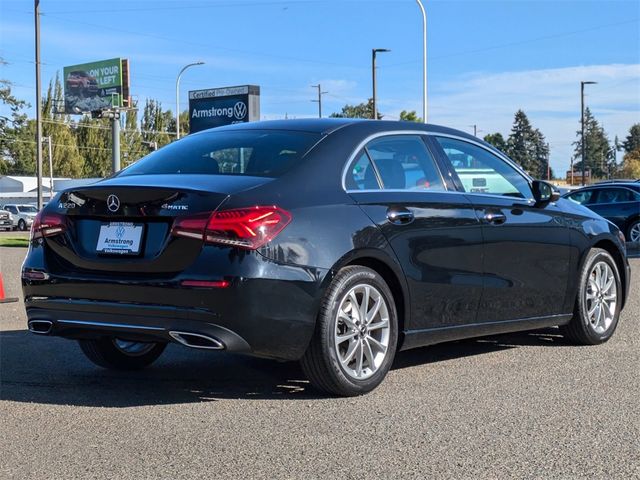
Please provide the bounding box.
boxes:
[22,119,631,396]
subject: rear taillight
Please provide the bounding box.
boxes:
[171,206,292,250]
[31,211,67,240]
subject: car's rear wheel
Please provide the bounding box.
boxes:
[627,219,640,243]
[561,248,621,345]
[78,337,166,370]
[18,219,26,231]
[301,266,398,396]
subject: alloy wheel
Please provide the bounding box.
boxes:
[629,221,640,243]
[584,261,617,334]
[334,284,390,380]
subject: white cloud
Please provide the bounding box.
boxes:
[383,64,640,174]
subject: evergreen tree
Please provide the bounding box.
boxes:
[622,123,640,154]
[121,102,144,167]
[531,129,550,179]
[572,107,611,179]
[505,110,539,175]
[483,133,507,152]
[75,116,111,177]
[0,61,31,174]
[142,99,173,148]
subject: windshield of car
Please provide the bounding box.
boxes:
[119,130,322,178]
[17,205,38,213]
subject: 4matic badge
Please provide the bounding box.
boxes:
[161,203,189,211]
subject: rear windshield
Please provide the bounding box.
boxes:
[119,130,322,178]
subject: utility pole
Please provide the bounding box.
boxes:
[581,80,597,186]
[34,0,43,209]
[310,84,327,118]
[45,136,53,200]
[372,48,390,120]
[111,112,121,173]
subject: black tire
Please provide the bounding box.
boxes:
[18,219,26,231]
[78,337,166,370]
[561,248,622,345]
[301,266,398,396]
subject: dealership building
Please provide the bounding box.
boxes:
[0,176,100,205]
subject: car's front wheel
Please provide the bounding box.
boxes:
[78,337,166,370]
[301,266,398,396]
[18,219,27,231]
[627,218,640,244]
[561,248,622,345]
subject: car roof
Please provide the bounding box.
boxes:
[197,118,483,142]
[563,183,640,195]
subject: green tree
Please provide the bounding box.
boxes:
[330,98,381,119]
[399,110,422,122]
[0,59,30,174]
[620,148,640,179]
[42,74,84,177]
[622,123,640,154]
[572,107,611,179]
[121,102,144,167]
[505,110,539,175]
[141,99,173,148]
[531,128,550,179]
[483,132,507,152]
[75,116,111,177]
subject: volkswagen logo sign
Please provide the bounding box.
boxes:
[107,194,120,213]
[233,101,247,120]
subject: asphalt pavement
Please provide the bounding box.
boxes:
[1,245,638,479]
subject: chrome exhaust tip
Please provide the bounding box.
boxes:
[169,331,224,350]
[28,320,53,335]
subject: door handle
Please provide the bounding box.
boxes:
[387,207,415,225]
[483,212,507,225]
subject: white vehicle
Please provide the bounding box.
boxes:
[1,204,39,231]
[0,208,12,231]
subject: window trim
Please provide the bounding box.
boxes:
[341,131,448,193]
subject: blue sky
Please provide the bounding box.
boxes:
[1,0,639,174]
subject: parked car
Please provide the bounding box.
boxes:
[22,119,630,396]
[1,204,39,231]
[0,208,12,231]
[563,183,640,243]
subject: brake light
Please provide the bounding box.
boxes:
[31,211,67,240]
[172,206,292,250]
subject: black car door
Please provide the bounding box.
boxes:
[345,134,484,332]
[431,135,572,322]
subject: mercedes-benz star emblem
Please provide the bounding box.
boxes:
[233,101,247,120]
[107,194,120,213]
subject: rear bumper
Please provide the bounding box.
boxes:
[22,253,330,361]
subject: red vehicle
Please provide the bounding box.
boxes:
[66,71,99,96]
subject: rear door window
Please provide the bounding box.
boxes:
[594,188,639,204]
[363,135,445,191]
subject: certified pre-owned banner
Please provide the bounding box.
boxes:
[63,58,126,114]
[188,85,260,133]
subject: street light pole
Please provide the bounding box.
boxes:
[416,0,427,123]
[311,84,327,118]
[372,48,390,120]
[176,61,204,140]
[581,80,597,186]
[34,0,43,209]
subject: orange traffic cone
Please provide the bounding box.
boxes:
[0,272,19,304]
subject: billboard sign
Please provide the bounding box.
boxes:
[188,85,260,133]
[63,58,129,114]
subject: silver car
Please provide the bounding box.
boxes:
[1,204,39,231]
[0,208,12,231]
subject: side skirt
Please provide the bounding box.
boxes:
[400,313,573,351]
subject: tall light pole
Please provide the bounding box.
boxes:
[372,48,390,120]
[176,61,204,139]
[581,80,597,186]
[34,0,43,209]
[311,84,327,118]
[416,0,427,123]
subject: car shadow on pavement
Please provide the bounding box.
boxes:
[0,327,569,407]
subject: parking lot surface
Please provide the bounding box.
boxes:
[1,244,639,479]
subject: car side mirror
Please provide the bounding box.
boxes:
[532,180,560,204]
